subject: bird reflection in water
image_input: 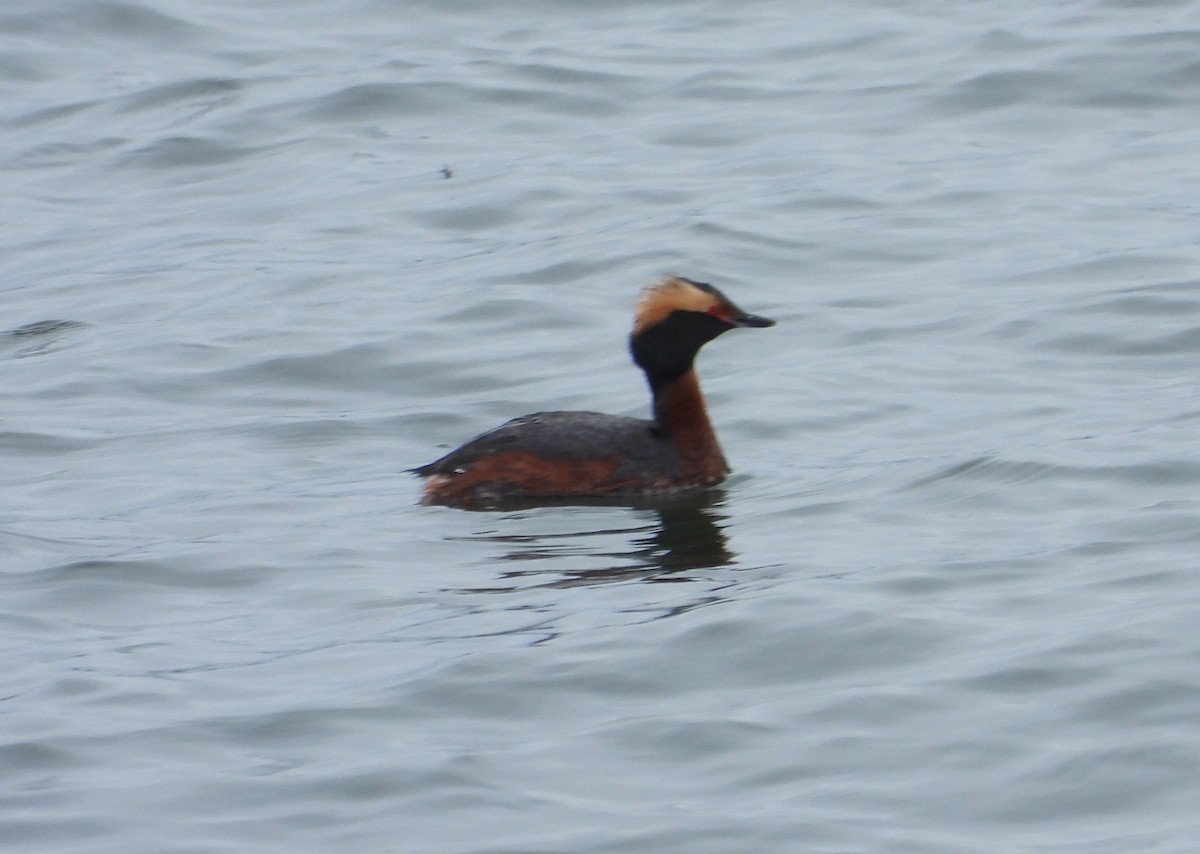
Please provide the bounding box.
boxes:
[454,490,736,592]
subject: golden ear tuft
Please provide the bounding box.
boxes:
[633,276,722,334]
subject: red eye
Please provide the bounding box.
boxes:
[706,305,733,323]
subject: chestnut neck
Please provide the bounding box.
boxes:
[651,369,729,476]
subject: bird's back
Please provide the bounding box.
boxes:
[414,410,699,506]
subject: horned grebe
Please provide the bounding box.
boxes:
[414,276,774,507]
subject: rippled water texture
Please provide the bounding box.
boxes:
[5,0,1200,851]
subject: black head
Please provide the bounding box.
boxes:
[629,276,774,389]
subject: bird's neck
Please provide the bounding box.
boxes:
[651,368,729,478]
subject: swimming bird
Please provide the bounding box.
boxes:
[414,276,774,507]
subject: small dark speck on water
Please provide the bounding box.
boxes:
[440,165,452,179]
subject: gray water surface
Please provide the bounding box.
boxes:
[5,1,1200,851]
